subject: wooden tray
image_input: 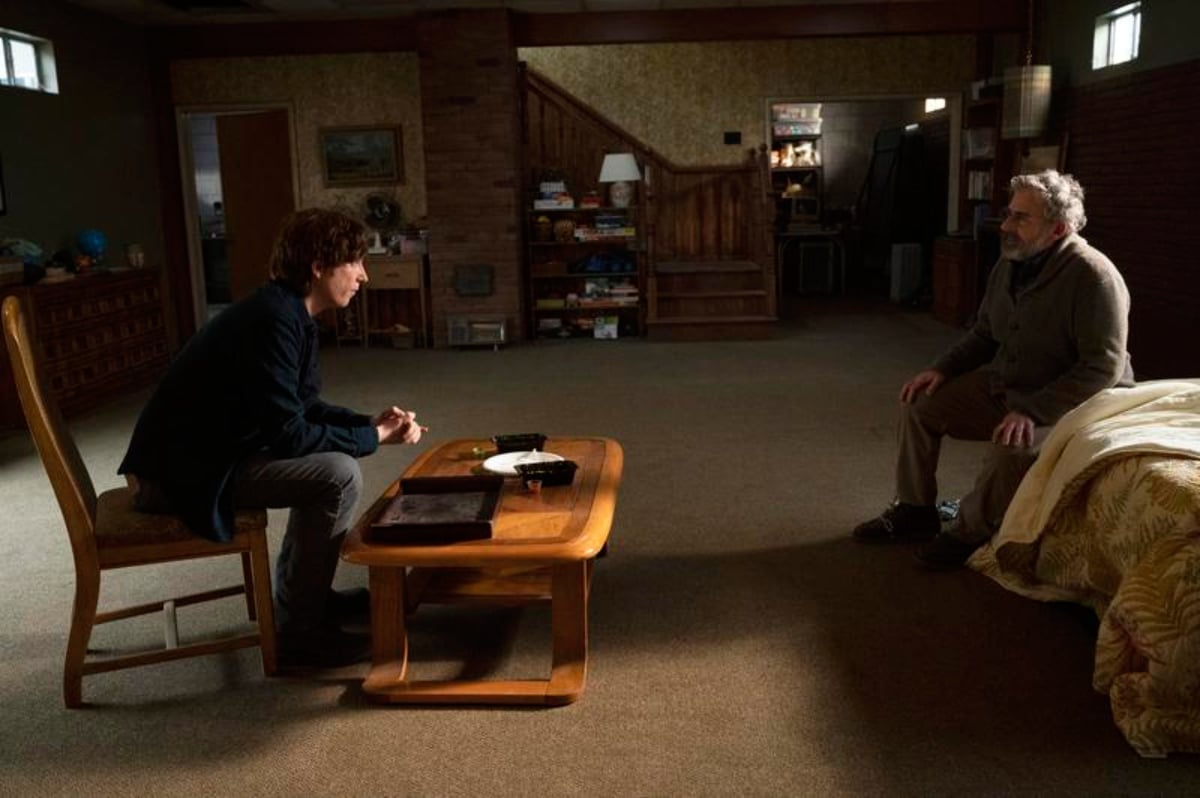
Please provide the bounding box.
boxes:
[367,475,504,544]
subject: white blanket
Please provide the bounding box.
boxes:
[994,378,1200,548]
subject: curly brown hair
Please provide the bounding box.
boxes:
[267,208,368,295]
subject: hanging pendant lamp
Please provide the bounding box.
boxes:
[1002,0,1052,139]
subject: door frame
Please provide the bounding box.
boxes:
[763,91,962,305]
[763,92,963,234]
[174,102,301,329]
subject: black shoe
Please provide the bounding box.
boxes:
[327,587,370,621]
[852,502,940,544]
[915,531,982,571]
[278,624,372,670]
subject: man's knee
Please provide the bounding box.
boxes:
[983,442,1039,473]
[318,452,362,506]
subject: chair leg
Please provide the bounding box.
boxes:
[65,569,101,708]
[247,534,277,676]
[240,551,256,621]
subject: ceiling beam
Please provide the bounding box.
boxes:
[513,1,1026,46]
[153,1,1024,60]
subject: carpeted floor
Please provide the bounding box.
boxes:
[2,298,1198,795]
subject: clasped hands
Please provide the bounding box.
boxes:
[899,369,1035,449]
[373,406,427,445]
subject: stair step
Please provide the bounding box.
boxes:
[655,260,761,274]
[657,289,767,300]
[646,315,777,342]
[647,315,777,325]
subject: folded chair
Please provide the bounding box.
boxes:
[2,295,276,707]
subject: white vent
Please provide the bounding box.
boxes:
[889,243,922,303]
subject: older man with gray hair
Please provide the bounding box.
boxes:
[852,169,1135,569]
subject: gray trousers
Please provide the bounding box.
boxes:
[232,451,363,635]
[895,369,1049,544]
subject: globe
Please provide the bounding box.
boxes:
[76,229,108,259]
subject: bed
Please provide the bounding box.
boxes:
[970,379,1200,757]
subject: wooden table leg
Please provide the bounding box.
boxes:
[546,559,589,706]
[362,566,408,695]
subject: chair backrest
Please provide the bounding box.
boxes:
[2,295,99,562]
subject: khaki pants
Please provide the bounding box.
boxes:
[895,369,1049,544]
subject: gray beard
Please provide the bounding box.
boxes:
[1001,236,1045,262]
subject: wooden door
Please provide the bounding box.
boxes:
[217,110,295,301]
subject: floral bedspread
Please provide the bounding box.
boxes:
[970,379,1200,757]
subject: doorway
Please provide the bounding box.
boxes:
[177,106,299,328]
[770,95,959,317]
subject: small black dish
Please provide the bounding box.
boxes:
[492,433,547,454]
[514,459,578,488]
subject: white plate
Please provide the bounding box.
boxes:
[482,450,564,476]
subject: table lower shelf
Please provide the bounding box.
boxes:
[362,560,593,705]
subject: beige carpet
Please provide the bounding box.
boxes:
[2,299,1198,795]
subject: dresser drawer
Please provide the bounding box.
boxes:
[368,257,421,290]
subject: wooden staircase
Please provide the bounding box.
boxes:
[647,260,775,341]
[643,152,777,341]
[522,68,777,342]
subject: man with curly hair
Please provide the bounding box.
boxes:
[853,170,1134,570]
[120,208,425,666]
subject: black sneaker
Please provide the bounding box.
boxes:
[852,502,940,544]
[327,587,370,621]
[278,623,372,670]
[914,530,982,571]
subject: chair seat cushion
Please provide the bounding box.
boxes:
[95,487,268,548]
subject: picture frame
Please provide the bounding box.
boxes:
[1019,132,1069,175]
[319,126,403,187]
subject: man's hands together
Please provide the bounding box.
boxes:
[373,406,427,445]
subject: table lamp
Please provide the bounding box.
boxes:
[598,153,641,208]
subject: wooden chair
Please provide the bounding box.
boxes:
[2,295,277,707]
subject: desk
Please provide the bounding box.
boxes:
[366,254,427,347]
[341,436,623,705]
[776,230,844,295]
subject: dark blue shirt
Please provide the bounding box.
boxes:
[119,281,378,542]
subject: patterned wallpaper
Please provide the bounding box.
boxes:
[520,36,977,166]
[171,53,426,224]
[169,36,975,221]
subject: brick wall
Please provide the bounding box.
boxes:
[1054,59,1200,379]
[418,10,525,347]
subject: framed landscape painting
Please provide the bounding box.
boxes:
[319,126,403,186]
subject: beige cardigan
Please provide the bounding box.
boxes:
[932,233,1135,425]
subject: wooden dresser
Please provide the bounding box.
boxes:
[1,270,169,431]
[932,235,979,327]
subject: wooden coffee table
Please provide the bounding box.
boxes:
[341,436,623,705]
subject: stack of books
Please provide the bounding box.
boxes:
[533,181,574,210]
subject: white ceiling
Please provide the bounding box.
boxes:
[66,0,940,27]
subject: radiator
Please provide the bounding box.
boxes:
[889,243,923,303]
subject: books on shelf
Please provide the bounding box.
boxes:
[967,170,993,201]
[534,195,574,210]
[574,226,636,241]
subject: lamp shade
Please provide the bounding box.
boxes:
[1002,64,1052,139]
[598,153,641,183]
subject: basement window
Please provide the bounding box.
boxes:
[924,97,947,113]
[0,28,58,94]
[1092,2,1141,70]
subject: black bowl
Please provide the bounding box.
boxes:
[514,459,578,487]
[492,433,547,454]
